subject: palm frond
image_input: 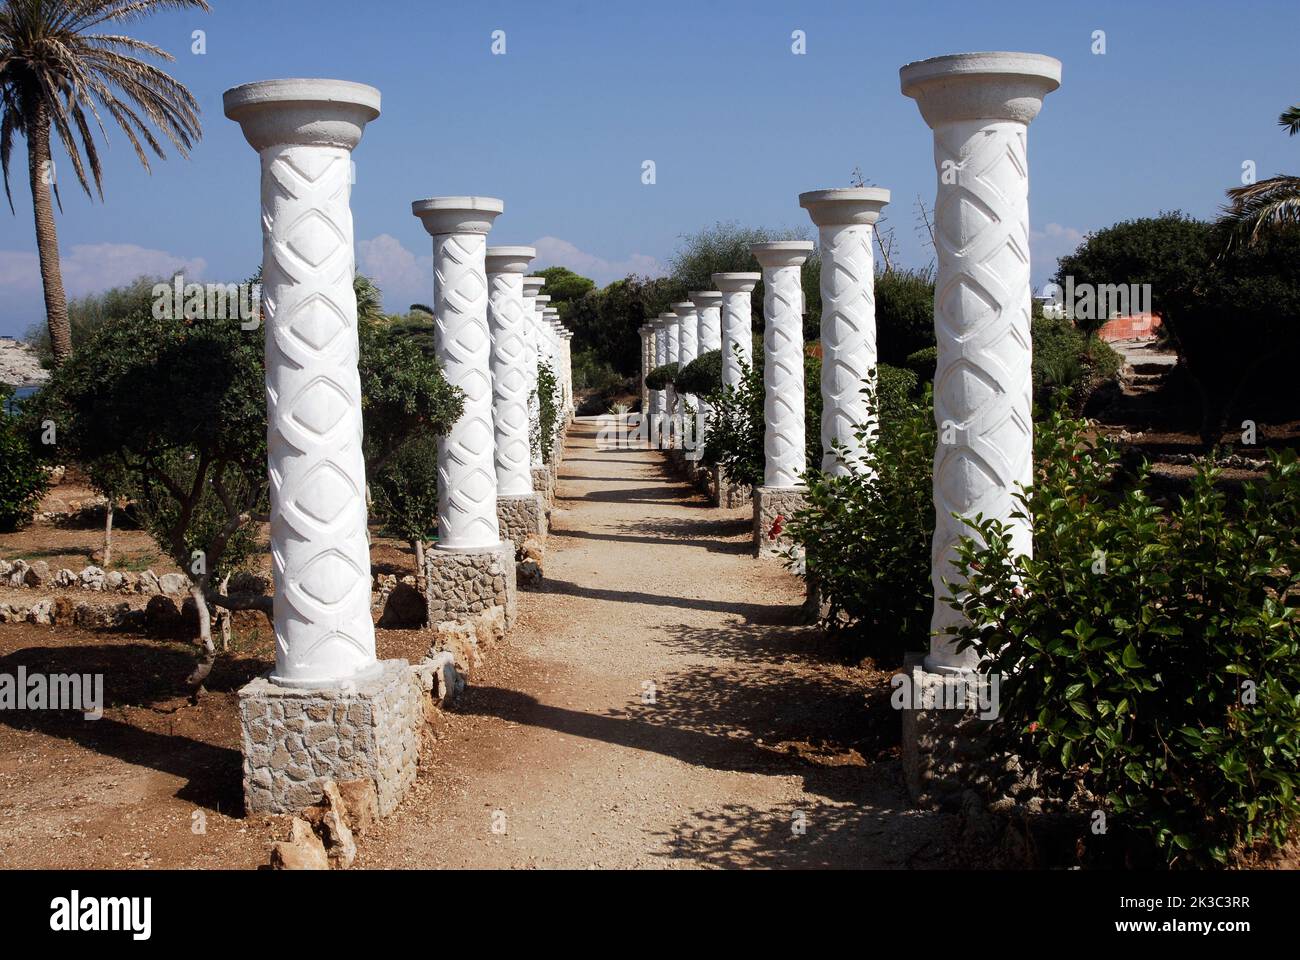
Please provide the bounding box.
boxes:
[1279,104,1300,136]
[1221,175,1300,251]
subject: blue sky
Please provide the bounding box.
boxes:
[1,0,1296,337]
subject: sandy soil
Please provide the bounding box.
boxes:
[361,418,958,869]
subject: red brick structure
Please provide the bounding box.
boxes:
[1096,312,1161,342]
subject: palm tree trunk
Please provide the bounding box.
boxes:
[25,101,73,366]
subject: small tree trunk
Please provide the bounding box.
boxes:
[412,538,427,595]
[102,501,115,567]
[25,100,73,366]
[185,577,217,700]
[216,573,232,652]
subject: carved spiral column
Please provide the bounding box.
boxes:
[713,272,759,392]
[800,188,890,476]
[521,277,545,469]
[412,196,504,551]
[224,79,380,688]
[901,51,1061,673]
[752,242,814,489]
[486,246,536,497]
[690,290,723,433]
[652,316,669,424]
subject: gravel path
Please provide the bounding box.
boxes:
[365,418,958,869]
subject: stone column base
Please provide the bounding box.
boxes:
[899,654,997,810]
[531,465,552,505]
[239,659,421,817]
[753,485,807,558]
[711,464,751,508]
[496,492,547,549]
[424,540,518,628]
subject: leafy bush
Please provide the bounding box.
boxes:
[947,408,1300,867]
[1031,316,1122,413]
[676,350,722,397]
[0,387,49,531]
[703,359,764,486]
[876,268,936,366]
[645,363,679,392]
[905,346,937,381]
[370,434,440,591]
[785,378,935,662]
[534,361,561,465]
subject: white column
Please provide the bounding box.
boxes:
[800,188,890,476]
[638,324,653,411]
[521,277,545,469]
[690,290,723,433]
[672,300,699,375]
[412,196,504,551]
[901,51,1061,673]
[751,242,814,489]
[651,316,669,422]
[713,272,759,391]
[224,79,380,688]
[485,246,536,497]
[661,311,681,436]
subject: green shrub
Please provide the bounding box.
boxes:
[0,387,49,531]
[703,359,764,485]
[785,379,935,662]
[905,346,937,380]
[947,408,1300,867]
[1031,316,1122,413]
[534,362,561,465]
[645,362,679,392]
[876,268,936,366]
[371,433,440,584]
[676,350,722,397]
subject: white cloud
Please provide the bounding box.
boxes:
[1030,222,1086,285]
[357,233,433,311]
[0,242,207,298]
[530,236,666,286]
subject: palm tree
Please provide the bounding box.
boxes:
[0,0,209,366]
[1221,103,1300,250]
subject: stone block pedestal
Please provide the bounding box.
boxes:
[497,493,547,549]
[424,540,517,627]
[899,654,997,810]
[753,485,807,558]
[239,659,421,816]
[711,464,751,508]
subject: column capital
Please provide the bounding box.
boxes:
[485,245,537,275]
[671,301,697,318]
[900,51,1061,128]
[712,272,761,293]
[223,78,380,152]
[799,187,891,227]
[751,241,814,269]
[688,290,723,311]
[411,196,504,236]
[533,295,552,307]
[522,276,546,298]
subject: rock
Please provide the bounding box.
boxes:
[432,620,481,677]
[78,566,106,590]
[55,568,77,588]
[74,601,132,630]
[24,560,50,587]
[415,651,464,704]
[159,572,188,596]
[0,560,10,578]
[144,595,183,637]
[104,570,125,592]
[228,571,268,595]
[45,464,65,486]
[51,596,75,625]
[335,779,378,838]
[268,817,330,871]
[7,560,29,588]
[301,780,357,869]
[26,599,54,626]
[473,605,506,650]
[378,582,425,628]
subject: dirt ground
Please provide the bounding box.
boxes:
[0,419,957,870]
